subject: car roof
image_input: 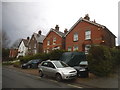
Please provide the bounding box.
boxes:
[46,60,61,63]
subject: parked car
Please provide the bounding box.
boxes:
[73,61,89,78]
[38,60,77,81]
[21,59,43,69]
[60,52,89,77]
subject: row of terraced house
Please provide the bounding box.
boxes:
[9,14,116,58]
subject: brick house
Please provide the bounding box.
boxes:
[43,25,67,53]
[9,48,18,58]
[17,37,29,58]
[9,40,21,58]
[65,14,116,54]
[28,31,45,55]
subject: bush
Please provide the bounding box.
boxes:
[49,49,66,60]
[87,45,113,77]
[19,49,66,64]
[13,61,21,68]
[2,61,13,65]
[110,48,120,67]
[19,55,33,64]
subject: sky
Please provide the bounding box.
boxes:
[1,0,120,46]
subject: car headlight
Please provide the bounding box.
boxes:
[79,68,86,71]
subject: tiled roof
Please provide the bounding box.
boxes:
[22,39,29,47]
[53,29,65,37]
[65,17,116,37]
[33,33,45,43]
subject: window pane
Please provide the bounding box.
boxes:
[85,45,91,54]
[85,30,91,40]
[73,46,78,51]
[68,47,72,51]
[74,33,78,41]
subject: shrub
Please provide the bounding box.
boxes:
[13,61,21,68]
[87,45,113,77]
[2,61,13,65]
[49,49,66,60]
[19,55,33,64]
[110,48,120,67]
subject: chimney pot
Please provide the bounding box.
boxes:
[93,19,96,23]
[38,30,42,35]
[27,37,30,40]
[64,28,68,34]
[84,14,90,20]
[55,25,59,31]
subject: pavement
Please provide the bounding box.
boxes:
[3,65,119,88]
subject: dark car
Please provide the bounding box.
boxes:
[60,52,89,78]
[73,61,89,78]
[21,59,43,69]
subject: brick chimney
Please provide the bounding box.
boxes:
[93,19,96,23]
[38,30,42,35]
[64,28,68,34]
[27,37,30,40]
[84,14,90,20]
[55,25,59,31]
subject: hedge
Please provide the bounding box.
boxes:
[87,45,120,77]
[19,49,66,64]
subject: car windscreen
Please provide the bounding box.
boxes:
[53,61,69,68]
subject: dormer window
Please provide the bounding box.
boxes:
[73,33,78,41]
[85,30,91,40]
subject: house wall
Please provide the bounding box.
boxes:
[43,31,64,53]
[17,41,28,58]
[28,35,43,55]
[65,21,116,52]
[9,49,18,58]
[101,28,116,47]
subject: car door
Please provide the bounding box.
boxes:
[41,62,49,75]
[47,62,56,77]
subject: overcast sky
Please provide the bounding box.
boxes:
[2,0,120,46]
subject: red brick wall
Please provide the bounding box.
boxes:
[9,49,18,58]
[43,31,64,52]
[65,21,115,52]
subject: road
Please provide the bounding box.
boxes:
[2,67,82,88]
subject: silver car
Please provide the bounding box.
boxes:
[38,60,77,81]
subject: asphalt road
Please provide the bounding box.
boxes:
[2,67,82,88]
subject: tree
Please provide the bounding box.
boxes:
[2,31,11,61]
[11,38,22,49]
[2,31,11,48]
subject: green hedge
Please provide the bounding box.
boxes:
[19,49,66,64]
[49,49,66,60]
[87,45,120,77]
[13,61,21,68]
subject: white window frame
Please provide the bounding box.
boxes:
[34,43,37,48]
[73,33,78,41]
[53,37,56,45]
[85,30,91,40]
[73,46,78,51]
[85,45,91,54]
[47,40,50,46]
[35,49,37,54]
[68,47,72,51]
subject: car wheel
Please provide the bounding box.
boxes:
[27,65,31,69]
[39,70,43,77]
[56,73,62,82]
